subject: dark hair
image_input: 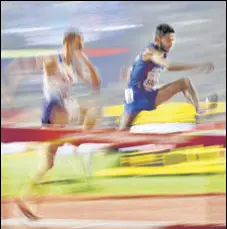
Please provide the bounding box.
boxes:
[155,24,175,37]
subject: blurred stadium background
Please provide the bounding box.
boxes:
[1,1,226,110]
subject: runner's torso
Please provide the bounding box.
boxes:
[43,54,78,101]
[128,42,167,92]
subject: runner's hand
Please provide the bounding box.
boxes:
[197,62,214,73]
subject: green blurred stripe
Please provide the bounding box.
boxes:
[1,49,57,58]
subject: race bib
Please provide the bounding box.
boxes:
[143,67,161,91]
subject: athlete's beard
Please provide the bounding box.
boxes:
[159,42,169,52]
[154,43,168,53]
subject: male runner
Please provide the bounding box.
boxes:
[42,30,101,128]
[31,30,101,183]
[119,23,218,130]
[17,31,101,219]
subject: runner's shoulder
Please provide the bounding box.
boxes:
[43,55,58,64]
[43,55,59,68]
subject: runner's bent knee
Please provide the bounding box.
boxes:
[179,77,191,90]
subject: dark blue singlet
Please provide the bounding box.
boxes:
[124,43,167,115]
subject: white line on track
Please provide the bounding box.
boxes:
[1,218,171,229]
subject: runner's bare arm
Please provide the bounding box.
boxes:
[83,54,101,92]
[71,52,88,84]
[4,56,44,75]
[1,56,45,102]
[74,51,100,92]
[43,56,59,78]
[142,47,214,73]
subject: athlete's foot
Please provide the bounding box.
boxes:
[195,93,219,123]
[16,198,40,221]
[196,93,219,115]
[196,108,209,117]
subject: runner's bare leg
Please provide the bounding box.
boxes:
[155,78,201,111]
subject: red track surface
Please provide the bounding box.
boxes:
[1,194,226,229]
